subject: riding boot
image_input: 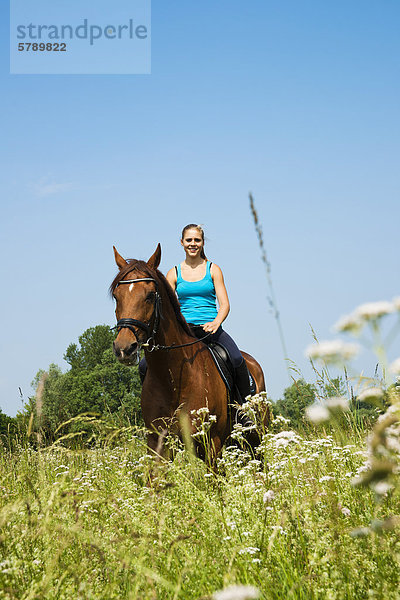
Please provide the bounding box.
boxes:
[234,359,252,405]
[233,360,255,430]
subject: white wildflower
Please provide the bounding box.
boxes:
[354,300,395,321]
[306,404,330,423]
[191,407,210,417]
[274,430,297,440]
[326,396,350,412]
[213,584,260,600]
[334,313,363,334]
[389,358,400,375]
[272,430,299,448]
[305,340,359,364]
[351,476,364,487]
[271,525,285,534]
[386,435,400,454]
[239,547,260,555]
[357,387,384,402]
[319,475,334,482]
[273,415,290,425]
[263,490,275,504]
[341,506,351,517]
[371,481,393,496]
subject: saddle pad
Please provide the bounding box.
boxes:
[208,342,234,392]
[208,343,257,396]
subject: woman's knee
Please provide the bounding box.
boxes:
[215,330,243,368]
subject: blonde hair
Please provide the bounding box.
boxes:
[181,224,207,260]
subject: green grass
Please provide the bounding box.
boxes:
[0,423,399,600]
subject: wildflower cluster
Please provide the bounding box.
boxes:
[304,296,400,536]
[306,396,350,424]
[335,298,399,333]
[352,394,400,502]
[190,406,217,440]
[305,340,360,364]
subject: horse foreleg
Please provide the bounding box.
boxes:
[143,430,169,488]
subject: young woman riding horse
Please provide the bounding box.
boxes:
[111,228,266,461]
[167,224,253,406]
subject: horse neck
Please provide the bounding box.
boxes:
[152,282,193,349]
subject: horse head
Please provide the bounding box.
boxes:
[111,244,161,365]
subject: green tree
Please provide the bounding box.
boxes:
[0,407,15,438]
[274,379,316,429]
[351,387,390,426]
[323,376,347,398]
[63,325,116,370]
[30,325,142,436]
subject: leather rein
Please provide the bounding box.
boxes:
[112,276,211,352]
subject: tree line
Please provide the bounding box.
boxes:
[0,324,382,442]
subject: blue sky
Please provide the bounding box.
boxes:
[1,1,399,416]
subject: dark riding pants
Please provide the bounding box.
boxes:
[189,325,243,368]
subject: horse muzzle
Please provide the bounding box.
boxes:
[113,340,140,365]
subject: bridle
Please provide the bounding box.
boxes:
[112,277,161,352]
[112,275,211,353]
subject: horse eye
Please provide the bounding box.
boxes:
[145,292,155,302]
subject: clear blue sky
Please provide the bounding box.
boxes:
[1,1,399,416]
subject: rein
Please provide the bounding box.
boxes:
[112,276,211,352]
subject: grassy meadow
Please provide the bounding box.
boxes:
[1,408,399,600]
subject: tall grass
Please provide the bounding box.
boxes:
[0,416,399,599]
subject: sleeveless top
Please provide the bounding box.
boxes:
[176,261,218,325]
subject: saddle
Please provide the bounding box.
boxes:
[207,342,256,397]
[138,341,256,397]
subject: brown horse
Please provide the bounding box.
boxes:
[110,244,266,461]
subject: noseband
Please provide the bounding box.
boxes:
[112,277,161,351]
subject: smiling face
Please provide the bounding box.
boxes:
[181,227,204,259]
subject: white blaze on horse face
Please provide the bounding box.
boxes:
[129,283,134,292]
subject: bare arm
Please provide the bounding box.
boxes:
[166,267,177,292]
[202,263,230,333]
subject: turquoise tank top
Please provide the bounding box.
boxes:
[176,261,218,325]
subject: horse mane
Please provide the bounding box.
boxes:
[109,259,194,337]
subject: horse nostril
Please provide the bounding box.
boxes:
[125,342,138,356]
[113,342,121,358]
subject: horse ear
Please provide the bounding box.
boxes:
[147,243,161,270]
[113,246,128,270]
